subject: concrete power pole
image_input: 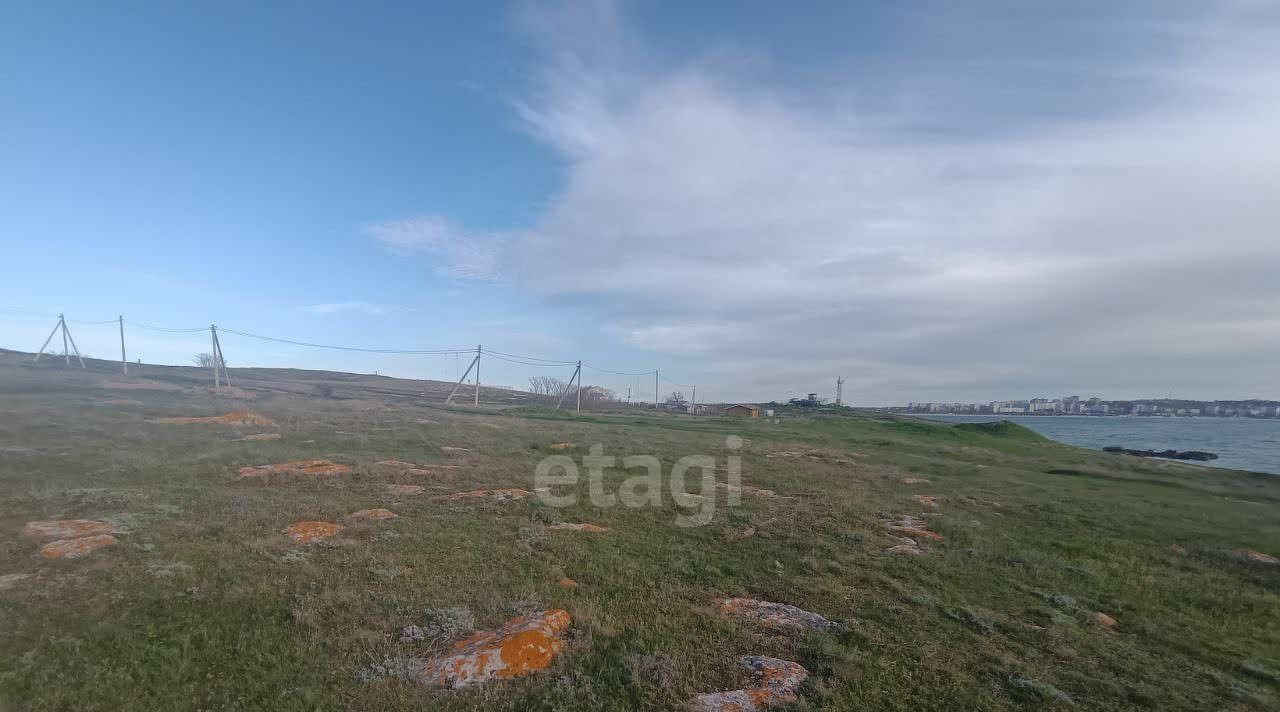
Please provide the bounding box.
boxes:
[836,377,844,407]
[446,347,480,405]
[474,344,481,407]
[654,370,659,408]
[33,314,85,368]
[118,315,127,375]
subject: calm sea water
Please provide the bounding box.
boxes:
[918,415,1280,475]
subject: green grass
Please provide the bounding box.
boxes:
[0,350,1278,710]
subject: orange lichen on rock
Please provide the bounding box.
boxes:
[152,410,278,427]
[39,534,118,559]
[284,521,343,543]
[1245,550,1280,566]
[548,523,609,533]
[418,609,571,688]
[236,458,352,480]
[347,508,399,521]
[911,495,939,509]
[23,519,117,539]
[442,488,532,501]
[690,656,809,712]
[716,598,840,632]
[881,514,943,543]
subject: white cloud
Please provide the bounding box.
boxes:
[385,1,1280,402]
[365,216,503,281]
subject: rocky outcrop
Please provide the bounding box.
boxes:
[284,521,343,543]
[716,598,840,632]
[23,520,117,539]
[237,459,352,479]
[418,609,571,688]
[1103,446,1217,461]
[39,534,118,559]
[348,508,399,521]
[690,656,809,711]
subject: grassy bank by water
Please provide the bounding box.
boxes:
[1,351,1278,710]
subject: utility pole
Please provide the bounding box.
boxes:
[691,385,696,406]
[555,360,583,412]
[836,376,844,407]
[33,314,85,368]
[118,316,127,375]
[626,386,631,404]
[654,370,659,408]
[211,325,220,387]
[446,348,480,405]
[474,344,481,406]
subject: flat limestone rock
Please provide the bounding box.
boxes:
[0,573,35,590]
[691,656,809,712]
[911,495,939,509]
[902,477,931,485]
[284,521,343,543]
[548,442,575,450]
[882,514,943,542]
[443,488,532,502]
[716,598,840,633]
[39,534,118,559]
[236,459,352,480]
[23,520,117,539]
[386,484,426,496]
[419,609,571,688]
[236,433,281,441]
[348,508,399,521]
[440,447,471,455]
[548,523,609,533]
[1245,550,1279,566]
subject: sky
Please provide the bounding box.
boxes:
[1,0,1278,405]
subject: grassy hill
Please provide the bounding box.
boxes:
[1,350,1277,710]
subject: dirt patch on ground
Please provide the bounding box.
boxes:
[558,577,578,588]
[442,488,532,502]
[690,655,809,712]
[716,598,841,633]
[236,459,352,480]
[347,508,399,521]
[385,484,425,496]
[152,410,278,427]
[39,534,118,559]
[548,523,609,533]
[0,573,35,590]
[284,521,343,543]
[23,520,118,539]
[236,432,281,441]
[419,609,571,688]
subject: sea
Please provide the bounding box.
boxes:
[918,414,1280,475]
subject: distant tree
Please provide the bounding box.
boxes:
[528,376,572,400]
[665,391,685,404]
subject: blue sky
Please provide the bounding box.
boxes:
[2,1,1278,404]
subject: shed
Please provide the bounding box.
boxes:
[724,404,761,417]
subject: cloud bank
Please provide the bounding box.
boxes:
[378,0,1280,402]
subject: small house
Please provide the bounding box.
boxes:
[724,404,761,417]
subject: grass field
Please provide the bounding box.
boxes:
[1,349,1278,711]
